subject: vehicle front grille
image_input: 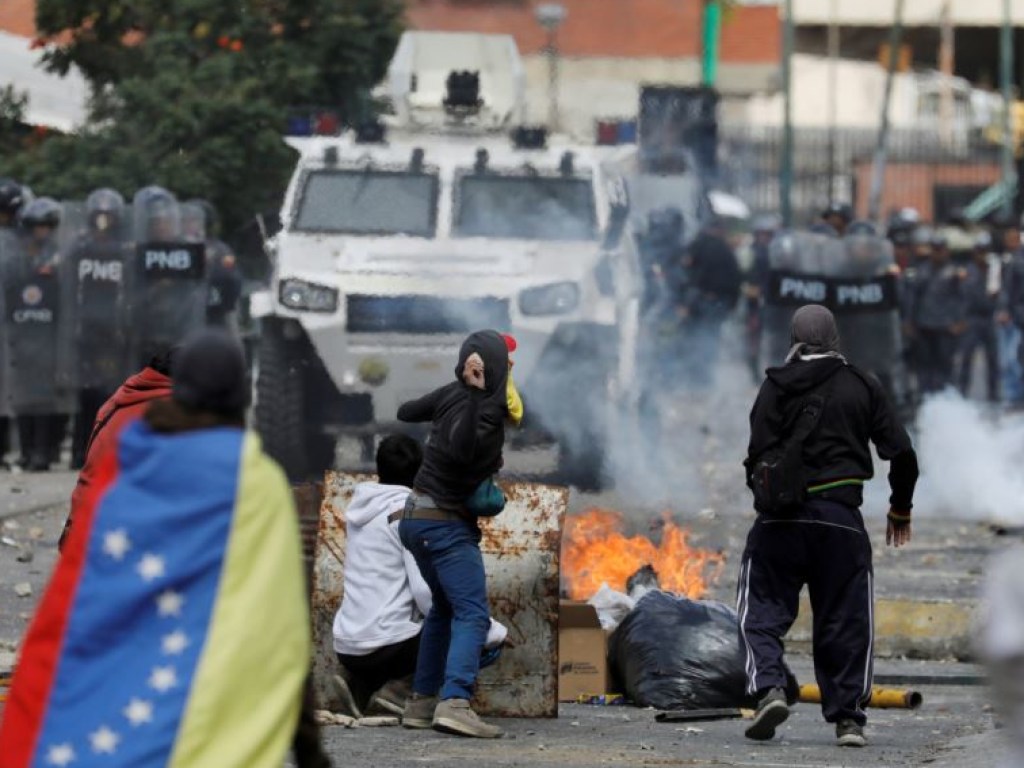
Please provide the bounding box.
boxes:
[346,295,511,334]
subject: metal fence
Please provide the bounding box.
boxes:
[718,125,1006,225]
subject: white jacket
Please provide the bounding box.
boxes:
[332,482,508,656]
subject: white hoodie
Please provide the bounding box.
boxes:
[332,482,508,656]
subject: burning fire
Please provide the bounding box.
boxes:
[562,508,725,600]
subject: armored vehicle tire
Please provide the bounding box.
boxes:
[255,319,336,482]
[556,434,607,492]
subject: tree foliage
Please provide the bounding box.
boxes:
[6,0,404,235]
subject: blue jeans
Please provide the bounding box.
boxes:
[998,324,1024,404]
[399,519,489,701]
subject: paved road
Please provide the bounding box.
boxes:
[306,683,1001,768]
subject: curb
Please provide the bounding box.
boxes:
[786,596,976,660]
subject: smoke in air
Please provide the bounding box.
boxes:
[915,392,1024,523]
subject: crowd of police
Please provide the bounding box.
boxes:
[0,177,241,472]
[741,202,1024,413]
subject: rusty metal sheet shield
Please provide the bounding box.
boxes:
[310,471,568,718]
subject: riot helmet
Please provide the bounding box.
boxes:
[86,188,125,234]
[19,196,62,233]
[186,199,219,238]
[180,201,207,243]
[133,186,181,242]
[809,221,839,237]
[822,202,853,235]
[846,220,877,237]
[0,178,25,222]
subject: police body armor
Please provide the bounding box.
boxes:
[131,189,206,366]
[762,230,905,403]
[2,235,73,415]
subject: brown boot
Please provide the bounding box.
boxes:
[432,698,503,739]
[367,676,413,716]
[402,693,437,729]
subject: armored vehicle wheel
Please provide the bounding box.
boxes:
[255,319,336,482]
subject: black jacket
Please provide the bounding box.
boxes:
[746,356,918,511]
[398,330,509,509]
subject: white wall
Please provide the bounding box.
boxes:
[793,0,1024,26]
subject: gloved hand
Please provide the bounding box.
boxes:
[886,508,912,548]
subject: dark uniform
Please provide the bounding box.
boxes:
[0,179,28,466]
[739,305,918,745]
[182,200,243,331]
[744,216,777,383]
[957,235,1000,401]
[6,198,70,471]
[906,238,965,394]
[680,223,742,389]
[68,189,132,467]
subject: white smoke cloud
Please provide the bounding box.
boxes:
[915,392,1024,524]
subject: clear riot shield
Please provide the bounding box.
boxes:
[760,229,905,402]
[4,220,75,415]
[64,195,134,393]
[837,232,905,403]
[131,189,207,367]
[0,227,17,418]
[760,230,846,366]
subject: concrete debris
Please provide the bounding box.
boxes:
[16,546,33,563]
[314,710,357,727]
[27,527,43,541]
[13,583,32,598]
[2,520,19,531]
[357,717,400,728]
[1,536,17,548]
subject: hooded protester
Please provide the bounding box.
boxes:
[332,434,508,719]
[395,330,510,739]
[58,347,175,551]
[1,329,330,768]
[739,305,919,749]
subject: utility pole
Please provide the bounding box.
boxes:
[702,0,722,86]
[827,0,840,202]
[1000,0,1016,219]
[781,0,794,227]
[535,4,567,132]
[938,0,955,147]
[867,0,906,224]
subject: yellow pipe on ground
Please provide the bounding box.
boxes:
[799,684,922,710]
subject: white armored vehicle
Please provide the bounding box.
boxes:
[251,32,636,484]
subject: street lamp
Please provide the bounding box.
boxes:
[535,3,567,131]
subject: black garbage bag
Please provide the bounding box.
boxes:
[609,590,753,710]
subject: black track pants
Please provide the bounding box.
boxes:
[736,499,874,725]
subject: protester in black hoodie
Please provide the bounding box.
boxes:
[739,304,918,749]
[396,330,509,740]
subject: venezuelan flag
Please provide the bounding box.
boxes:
[0,420,309,768]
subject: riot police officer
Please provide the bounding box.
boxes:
[0,179,26,467]
[183,199,242,331]
[67,188,132,467]
[957,232,1000,401]
[6,198,71,471]
[906,233,966,395]
[131,187,207,368]
[822,202,854,237]
[744,215,779,382]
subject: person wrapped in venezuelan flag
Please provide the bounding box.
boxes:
[0,330,324,768]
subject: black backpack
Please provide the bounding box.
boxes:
[748,372,839,516]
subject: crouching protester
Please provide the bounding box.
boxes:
[0,330,330,768]
[739,305,919,748]
[395,330,511,739]
[332,434,508,718]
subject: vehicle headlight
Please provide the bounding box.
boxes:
[279,279,338,313]
[519,282,580,317]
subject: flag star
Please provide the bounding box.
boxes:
[156,590,184,618]
[89,726,119,755]
[137,553,165,582]
[46,744,75,766]
[102,529,131,561]
[149,665,178,693]
[161,630,189,655]
[123,698,154,726]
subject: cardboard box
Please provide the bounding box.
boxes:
[558,601,612,701]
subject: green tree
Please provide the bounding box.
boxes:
[12,0,403,235]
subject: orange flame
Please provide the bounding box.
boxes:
[562,508,725,600]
